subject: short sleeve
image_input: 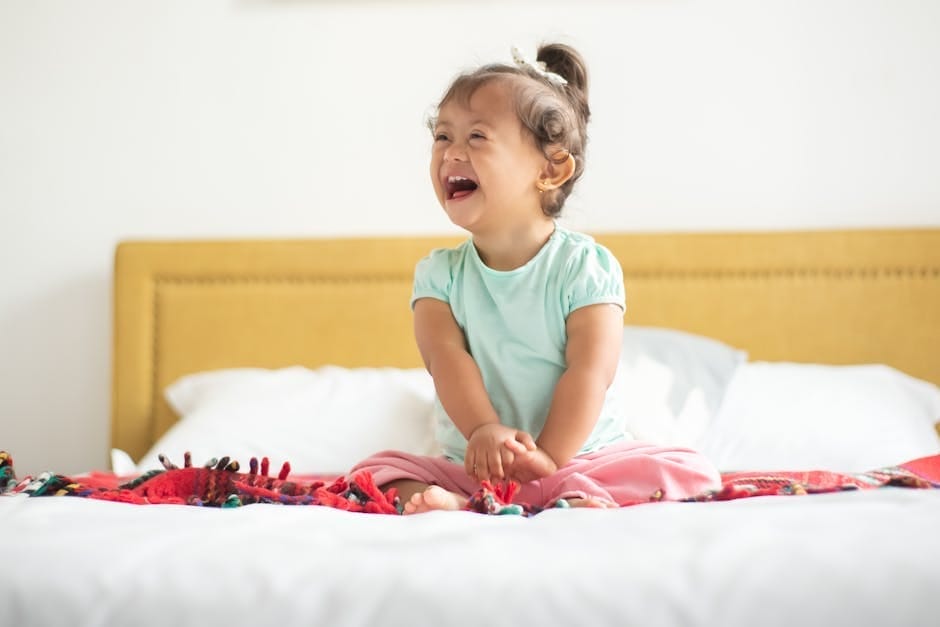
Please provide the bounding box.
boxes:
[410,248,454,309]
[565,243,626,317]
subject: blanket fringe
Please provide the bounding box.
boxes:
[0,451,16,494]
[1,451,401,513]
[3,451,939,516]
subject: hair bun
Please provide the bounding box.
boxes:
[537,43,589,97]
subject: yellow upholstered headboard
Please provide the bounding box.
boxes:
[113,228,940,461]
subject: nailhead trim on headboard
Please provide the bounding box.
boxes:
[620,267,939,280]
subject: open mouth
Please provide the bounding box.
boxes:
[445,175,479,201]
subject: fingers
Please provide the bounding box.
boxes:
[476,447,507,481]
[464,427,535,483]
[466,446,486,480]
[489,448,504,480]
[467,446,515,482]
[467,447,492,482]
[504,430,535,454]
[475,455,489,482]
[517,431,537,451]
[499,447,515,479]
[504,438,527,455]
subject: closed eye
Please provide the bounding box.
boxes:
[433,133,450,142]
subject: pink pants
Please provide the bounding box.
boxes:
[350,440,722,508]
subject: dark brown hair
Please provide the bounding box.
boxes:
[429,43,591,217]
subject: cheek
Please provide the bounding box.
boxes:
[429,156,441,191]
[488,169,532,198]
[428,157,444,199]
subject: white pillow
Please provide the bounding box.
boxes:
[133,326,746,474]
[110,448,138,475]
[612,326,747,446]
[698,362,940,472]
[137,365,440,474]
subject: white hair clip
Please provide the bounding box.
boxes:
[510,46,568,86]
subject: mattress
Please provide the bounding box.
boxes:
[2,488,938,627]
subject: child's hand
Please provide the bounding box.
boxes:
[466,424,536,482]
[506,447,558,484]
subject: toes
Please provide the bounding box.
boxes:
[422,486,445,508]
[422,486,467,511]
[402,492,425,515]
[402,486,467,514]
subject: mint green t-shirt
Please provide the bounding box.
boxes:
[410,226,627,463]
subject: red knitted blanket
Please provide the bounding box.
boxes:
[2,450,938,516]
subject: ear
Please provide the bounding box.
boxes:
[536,148,576,192]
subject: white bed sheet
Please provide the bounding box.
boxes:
[2,488,939,627]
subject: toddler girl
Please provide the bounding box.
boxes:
[351,43,721,513]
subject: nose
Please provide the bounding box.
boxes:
[443,139,467,162]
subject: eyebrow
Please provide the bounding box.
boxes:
[433,118,491,129]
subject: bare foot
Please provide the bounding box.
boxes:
[402,485,468,515]
[563,497,618,509]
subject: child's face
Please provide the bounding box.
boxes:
[430,80,549,235]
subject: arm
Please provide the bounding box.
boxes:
[535,303,624,469]
[413,298,533,479]
[413,297,500,439]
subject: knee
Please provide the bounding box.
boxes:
[660,449,722,496]
[349,449,412,473]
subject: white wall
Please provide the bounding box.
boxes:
[2,0,938,478]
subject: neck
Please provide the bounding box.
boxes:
[473,219,556,271]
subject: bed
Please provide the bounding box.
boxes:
[3,228,940,627]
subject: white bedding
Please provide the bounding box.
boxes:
[3,488,939,627]
[6,329,939,626]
